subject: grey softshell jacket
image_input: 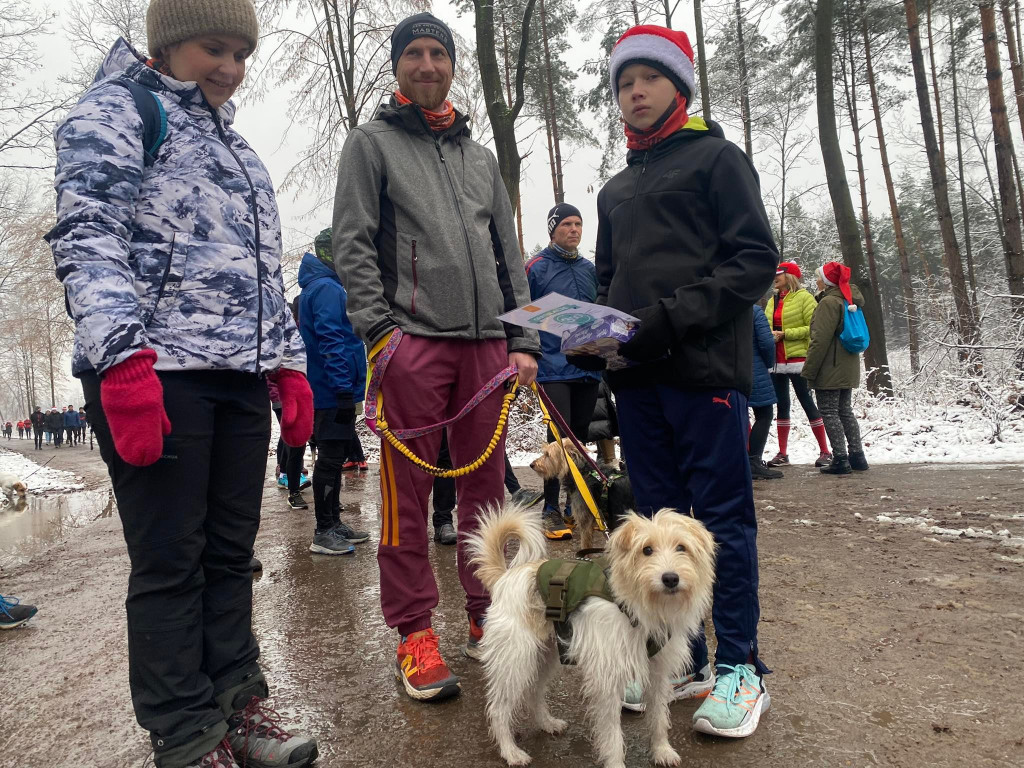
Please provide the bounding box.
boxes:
[331,99,540,356]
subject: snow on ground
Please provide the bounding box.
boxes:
[0,449,85,495]
[770,391,1024,465]
[263,386,1024,470]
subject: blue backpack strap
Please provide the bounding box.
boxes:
[117,77,167,166]
[65,79,167,320]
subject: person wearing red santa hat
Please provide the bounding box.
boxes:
[763,261,832,467]
[570,23,776,743]
[802,261,870,475]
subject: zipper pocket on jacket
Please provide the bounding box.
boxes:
[411,239,419,315]
[145,233,178,327]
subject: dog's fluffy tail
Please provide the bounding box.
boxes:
[466,501,548,592]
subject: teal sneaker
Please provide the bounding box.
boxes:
[692,663,770,738]
[622,662,715,712]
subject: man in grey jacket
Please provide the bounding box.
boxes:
[332,12,539,702]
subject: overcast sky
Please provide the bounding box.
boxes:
[18,0,641,261]
[18,0,939,267]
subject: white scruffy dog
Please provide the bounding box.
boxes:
[467,503,717,768]
[0,472,28,500]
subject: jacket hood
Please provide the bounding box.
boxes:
[627,116,726,164]
[94,37,237,124]
[299,251,340,288]
[373,97,471,140]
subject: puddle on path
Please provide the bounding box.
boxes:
[0,490,114,567]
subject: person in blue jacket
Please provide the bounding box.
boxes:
[64,404,81,447]
[749,309,782,479]
[525,203,601,539]
[298,229,371,556]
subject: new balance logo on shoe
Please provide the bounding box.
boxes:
[712,393,732,409]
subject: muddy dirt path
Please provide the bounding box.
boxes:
[1,438,1022,768]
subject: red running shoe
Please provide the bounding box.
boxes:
[395,629,461,701]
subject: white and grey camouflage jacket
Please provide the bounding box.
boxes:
[46,39,305,377]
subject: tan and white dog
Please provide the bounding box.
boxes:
[0,472,28,500]
[467,503,716,768]
[529,438,634,549]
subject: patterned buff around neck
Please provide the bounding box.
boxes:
[623,92,689,151]
[550,242,580,260]
[394,90,456,132]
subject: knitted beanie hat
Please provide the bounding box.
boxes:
[547,203,583,238]
[609,25,696,103]
[391,13,457,74]
[314,227,333,266]
[147,0,260,57]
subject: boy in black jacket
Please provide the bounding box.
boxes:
[574,25,778,739]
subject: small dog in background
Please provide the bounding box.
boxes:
[467,503,716,768]
[0,473,28,501]
[529,438,634,548]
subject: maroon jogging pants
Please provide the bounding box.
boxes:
[376,335,508,636]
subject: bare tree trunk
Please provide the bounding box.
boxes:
[694,0,712,121]
[1001,2,1024,153]
[949,11,980,312]
[816,0,893,395]
[926,0,946,168]
[1001,1,1024,241]
[45,307,56,407]
[539,0,564,202]
[541,91,558,202]
[630,0,640,25]
[1018,0,1024,64]
[474,0,537,215]
[842,15,881,299]
[864,10,920,373]
[735,0,753,160]
[967,101,1006,243]
[905,0,982,367]
[981,3,1024,310]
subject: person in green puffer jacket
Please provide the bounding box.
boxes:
[802,261,870,475]
[763,262,832,467]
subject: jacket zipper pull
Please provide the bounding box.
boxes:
[434,140,446,163]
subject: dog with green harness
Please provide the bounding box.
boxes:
[467,502,717,768]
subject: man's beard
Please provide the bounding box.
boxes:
[408,81,450,111]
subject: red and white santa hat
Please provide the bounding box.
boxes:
[609,25,696,103]
[817,261,855,308]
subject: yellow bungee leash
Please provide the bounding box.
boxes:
[364,330,606,534]
[376,380,519,478]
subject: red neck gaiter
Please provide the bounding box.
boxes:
[395,90,456,133]
[624,93,689,151]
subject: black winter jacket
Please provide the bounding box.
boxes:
[595,119,778,394]
[587,380,619,442]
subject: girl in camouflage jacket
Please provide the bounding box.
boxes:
[45,11,316,768]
